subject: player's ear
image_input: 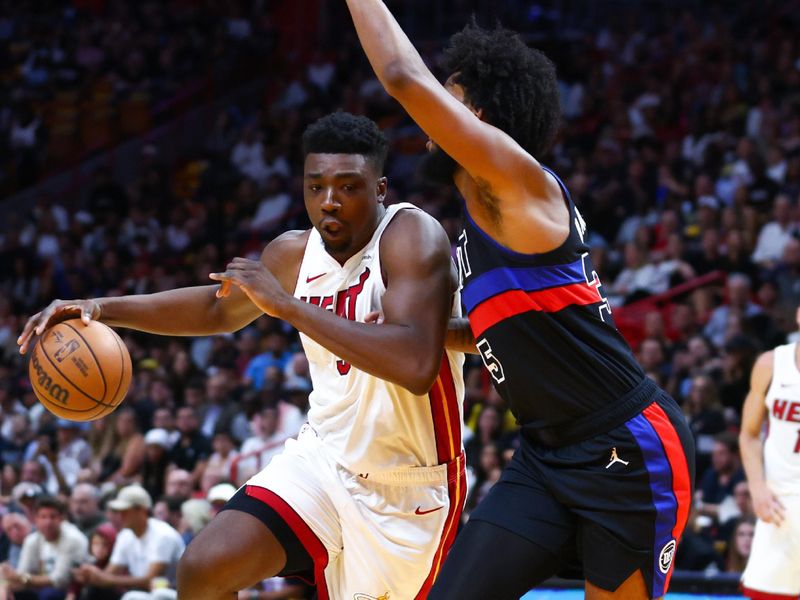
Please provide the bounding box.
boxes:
[376,177,388,204]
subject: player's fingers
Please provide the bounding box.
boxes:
[215,281,232,299]
[364,311,384,324]
[34,305,60,336]
[18,312,42,351]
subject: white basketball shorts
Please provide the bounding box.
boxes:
[245,425,466,600]
[741,494,800,598]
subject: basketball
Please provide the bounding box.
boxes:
[28,319,132,421]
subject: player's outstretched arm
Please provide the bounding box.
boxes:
[15,233,307,354]
[213,211,453,395]
[343,0,548,202]
[740,350,786,525]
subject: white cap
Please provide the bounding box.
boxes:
[144,428,171,449]
[108,485,152,511]
[207,483,237,504]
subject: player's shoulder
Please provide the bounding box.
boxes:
[382,205,449,250]
[754,349,775,372]
[751,349,775,388]
[261,229,311,265]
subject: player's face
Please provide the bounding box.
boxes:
[304,153,387,262]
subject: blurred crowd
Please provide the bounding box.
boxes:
[1,0,799,597]
[0,0,278,194]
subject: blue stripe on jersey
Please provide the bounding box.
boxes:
[625,413,678,599]
[461,260,586,314]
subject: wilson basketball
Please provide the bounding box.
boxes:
[28,319,132,421]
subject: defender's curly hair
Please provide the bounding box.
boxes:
[442,22,561,158]
[302,112,389,174]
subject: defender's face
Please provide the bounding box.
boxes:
[304,153,386,262]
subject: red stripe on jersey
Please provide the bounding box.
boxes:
[414,454,467,599]
[428,354,461,463]
[469,283,599,337]
[245,485,329,600]
[642,403,692,593]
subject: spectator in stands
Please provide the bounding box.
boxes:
[140,429,172,502]
[96,409,145,486]
[198,373,241,440]
[163,470,193,504]
[685,374,727,469]
[66,523,118,600]
[203,431,239,487]
[704,274,763,348]
[696,432,746,524]
[205,483,236,518]
[724,517,756,573]
[74,486,184,600]
[2,496,88,600]
[1,512,32,567]
[751,194,798,268]
[168,407,210,487]
[237,406,284,484]
[178,499,210,545]
[243,331,292,391]
[69,484,106,538]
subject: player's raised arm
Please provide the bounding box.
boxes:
[740,351,786,525]
[343,0,555,202]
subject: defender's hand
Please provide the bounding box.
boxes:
[210,258,288,318]
[17,299,101,355]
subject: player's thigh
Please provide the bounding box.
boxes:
[429,459,576,600]
[429,520,566,600]
[178,508,287,592]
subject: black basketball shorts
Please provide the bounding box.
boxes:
[469,391,695,598]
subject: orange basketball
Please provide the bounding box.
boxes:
[28,319,132,421]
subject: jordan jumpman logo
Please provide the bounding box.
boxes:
[605,447,630,469]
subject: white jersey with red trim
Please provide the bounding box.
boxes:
[294,203,465,474]
[762,342,800,495]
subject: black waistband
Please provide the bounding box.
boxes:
[520,377,658,448]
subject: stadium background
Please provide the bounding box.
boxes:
[0,0,796,597]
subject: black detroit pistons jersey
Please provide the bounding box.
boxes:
[457,167,648,446]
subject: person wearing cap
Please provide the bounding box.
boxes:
[1,496,88,600]
[205,483,236,518]
[73,486,184,600]
[140,429,171,502]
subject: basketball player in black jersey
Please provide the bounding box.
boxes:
[343,2,695,599]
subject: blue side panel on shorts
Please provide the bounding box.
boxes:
[625,413,678,599]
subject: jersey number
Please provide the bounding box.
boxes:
[477,338,505,384]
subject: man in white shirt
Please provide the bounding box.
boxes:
[73,486,184,600]
[1,496,88,600]
[751,194,798,268]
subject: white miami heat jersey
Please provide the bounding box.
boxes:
[294,203,465,474]
[762,343,800,495]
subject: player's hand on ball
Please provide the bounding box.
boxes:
[17,299,101,355]
[752,484,785,525]
[210,258,287,317]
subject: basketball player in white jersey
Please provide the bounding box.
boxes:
[18,112,465,599]
[739,311,800,599]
